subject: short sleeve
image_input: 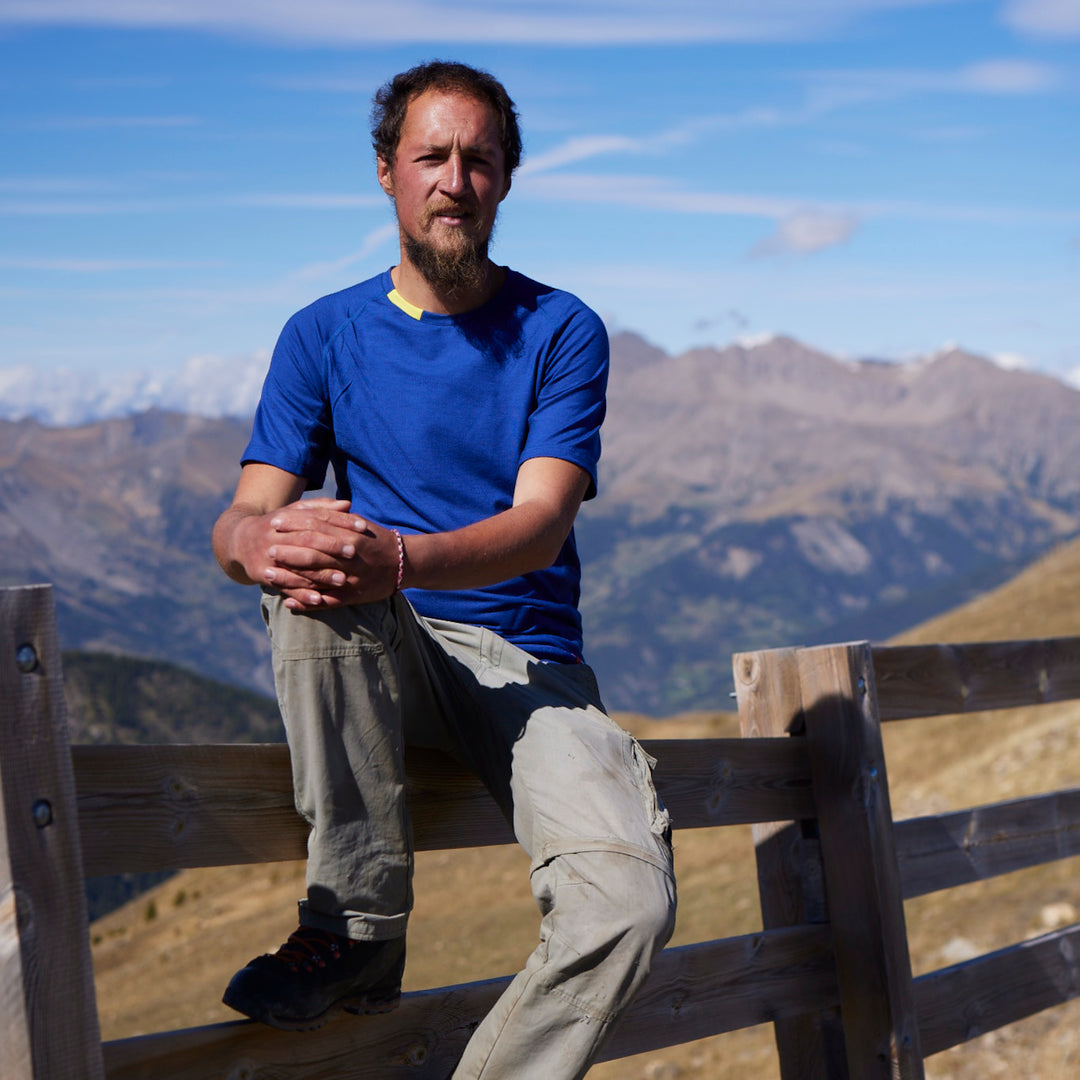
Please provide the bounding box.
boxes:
[242,309,334,489]
[522,304,608,500]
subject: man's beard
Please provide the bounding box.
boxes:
[401,205,497,295]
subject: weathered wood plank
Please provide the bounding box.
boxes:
[73,744,306,876]
[896,788,1080,899]
[73,738,814,875]
[601,924,838,1060]
[797,642,924,1080]
[915,923,1080,1057]
[101,927,837,1080]
[646,737,815,827]
[0,585,104,1080]
[873,637,1080,721]
[734,647,845,1080]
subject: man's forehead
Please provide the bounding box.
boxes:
[401,90,500,139]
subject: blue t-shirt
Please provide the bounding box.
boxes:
[243,268,608,663]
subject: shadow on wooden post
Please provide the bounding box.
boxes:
[797,642,923,1080]
[735,646,850,1080]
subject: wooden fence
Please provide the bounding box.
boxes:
[1,582,1078,1079]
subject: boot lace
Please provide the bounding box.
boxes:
[270,927,348,973]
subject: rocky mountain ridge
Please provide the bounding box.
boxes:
[4,332,1079,713]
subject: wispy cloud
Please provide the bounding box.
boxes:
[801,58,1063,113]
[15,115,201,131]
[751,211,861,257]
[0,197,199,215]
[522,169,1080,257]
[0,256,222,272]
[0,191,385,215]
[955,58,1063,93]
[518,136,643,177]
[520,172,807,218]
[290,223,398,281]
[269,75,380,95]
[1003,0,1080,38]
[519,54,1064,183]
[0,0,968,46]
[234,193,385,209]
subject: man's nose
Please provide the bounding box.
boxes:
[439,152,469,197]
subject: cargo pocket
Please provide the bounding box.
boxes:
[628,737,673,850]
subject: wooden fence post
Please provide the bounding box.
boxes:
[0,585,104,1080]
[797,642,923,1080]
[734,647,848,1080]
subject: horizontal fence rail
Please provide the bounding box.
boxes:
[101,926,839,1080]
[895,787,1080,899]
[914,922,1080,1057]
[4,584,1080,1080]
[72,737,816,875]
[872,637,1080,721]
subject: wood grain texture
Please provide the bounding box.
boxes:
[734,647,846,1080]
[915,923,1080,1057]
[73,738,815,875]
[0,585,104,1080]
[895,787,1080,899]
[101,928,837,1080]
[797,642,924,1080]
[873,637,1080,721]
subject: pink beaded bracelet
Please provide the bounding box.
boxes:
[391,528,405,592]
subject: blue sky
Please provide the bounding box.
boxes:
[2,0,1078,388]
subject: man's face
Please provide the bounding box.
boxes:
[377,89,511,292]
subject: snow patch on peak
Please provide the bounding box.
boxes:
[990,351,1033,371]
[735,331,779,350]
[0,352,270,426]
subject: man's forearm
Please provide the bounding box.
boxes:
[402,499,572,591]
[212,506,264,585]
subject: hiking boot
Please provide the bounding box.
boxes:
[222,926,405,1031]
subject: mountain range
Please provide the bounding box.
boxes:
[4,332,1080,714]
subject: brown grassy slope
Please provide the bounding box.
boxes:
[880,536,1080,1080]
[91,541,1080,1078]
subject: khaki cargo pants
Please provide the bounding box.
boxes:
[262,589,677,1080]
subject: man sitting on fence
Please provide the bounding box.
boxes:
[211,60,676,1079]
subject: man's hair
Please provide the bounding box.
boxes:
[371,60,523,177]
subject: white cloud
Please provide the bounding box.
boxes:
[0,1,969,46]
[0,256,220,272]
[956,58,1062,93]
[519,172,807,217]
[1003,0,1080,38]
[0,197,198,215]
[751,210,861,256]
[291,222,398,281]
[0,191,385,216]
[518,136,642,177]
[233,193,384,209]
[19,115,200,130]
[521,171,1080,236]
[802,58,1063,114]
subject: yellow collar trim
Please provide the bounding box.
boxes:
[387,288,424,321]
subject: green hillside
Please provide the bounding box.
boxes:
[63,650,283,746]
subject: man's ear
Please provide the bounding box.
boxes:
[500,174,512,202]
[377,157,395,197]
